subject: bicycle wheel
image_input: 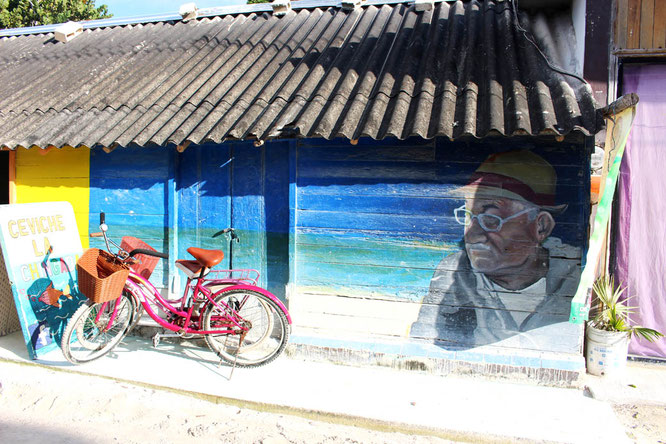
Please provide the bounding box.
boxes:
[61,294,135,364]
[203,289,290,368]
[123,288,143,334]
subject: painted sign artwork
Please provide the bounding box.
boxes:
[410,151,581,347]
[0,202,84,358]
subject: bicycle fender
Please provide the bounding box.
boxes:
[212,284,292,324]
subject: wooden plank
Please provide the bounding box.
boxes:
[297,182,587,206]
[297,242,453,269]
[295,257,582,300]
[290,292,580,353]
[298,145,436,163]
[297,193,586,217]
[89,180,167,215]
[640,0,655,49]
[289,140,298,302]
[89,146,169,176]
[231,143,266,282]
[168,148,178,297]
[8,150,16,204]
[16,149,89,177]
[176,143,232,266]
[288,292,422,337]
[299,135,435,149]
[264,141,290,301]
[297,162,587,187]
[296,209,586,241]
[653,0,666,48]
[627,0,642,48]
[296,260,433,287]
[615,0,629,50]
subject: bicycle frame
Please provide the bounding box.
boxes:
[122,269,291,336]
[93,297,125,331]
[63,212,292,367]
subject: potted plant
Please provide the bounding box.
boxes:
[585,275,663,377]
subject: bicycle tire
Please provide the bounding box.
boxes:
[123,288,143,334]
[203,289,290,368]
[60,294,134,364]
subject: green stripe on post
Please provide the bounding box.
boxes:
[570,102,638,323]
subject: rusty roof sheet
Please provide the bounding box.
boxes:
[0,0,601,150]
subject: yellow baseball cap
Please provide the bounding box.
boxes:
[454,150,568,214]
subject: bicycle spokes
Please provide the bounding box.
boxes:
[203,290,289,368]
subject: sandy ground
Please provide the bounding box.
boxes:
[2,359,665,444]
[613,403,666,444]
[0,361,459,444]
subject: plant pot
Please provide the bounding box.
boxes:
[585,324,630,377]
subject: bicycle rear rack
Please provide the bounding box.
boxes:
[205,269,259,287]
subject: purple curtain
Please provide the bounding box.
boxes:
[615,64,666,358]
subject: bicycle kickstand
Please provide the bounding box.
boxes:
[219,329,246,380]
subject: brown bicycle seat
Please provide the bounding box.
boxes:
[186,247,224,268]
[175,259,203,276]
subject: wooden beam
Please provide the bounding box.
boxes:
[8,150,16,204]
[102,142,119,153]
[627,0,642,48]
[287,139,297,304]
[167,147,179,298]
[176,140,191,153]
[640,0,655,49]
[613,48,666,56]
[615,0,629,49]
[654,0,666,48]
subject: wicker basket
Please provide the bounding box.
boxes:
[76,249,130,303]
[120,236,160,279]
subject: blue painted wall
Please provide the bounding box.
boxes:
[87,134,590,362]
[89,147,170,287]
[294,137,588,299]
[89,141,291,299]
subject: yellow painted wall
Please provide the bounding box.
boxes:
[15,146,90,248]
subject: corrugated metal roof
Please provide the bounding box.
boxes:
[0,0,601,150]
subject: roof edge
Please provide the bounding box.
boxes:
[0,0,446,37]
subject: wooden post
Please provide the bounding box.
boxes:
[8,150,16,204]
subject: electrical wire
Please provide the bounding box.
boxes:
[511,0,590,86]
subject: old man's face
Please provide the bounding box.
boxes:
[462,197,542,275]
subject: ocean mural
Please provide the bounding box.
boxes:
[12,135,590,363]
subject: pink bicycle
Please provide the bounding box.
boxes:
[60,213,291,368]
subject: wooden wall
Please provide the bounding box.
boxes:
[614,0,666,51]
[88,146,171,287]
[87,142,291,297]
[14,136,591,367]
[15,146,90,249]
[290,136,590,356]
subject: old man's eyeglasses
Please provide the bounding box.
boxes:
[454,205,537,232]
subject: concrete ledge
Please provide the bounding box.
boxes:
[286,341,583,387]
[129,324,584,387]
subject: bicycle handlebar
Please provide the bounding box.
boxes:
[129,248,168,259]
[212,227,238,241]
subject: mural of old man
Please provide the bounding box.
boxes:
[411,150,581,347]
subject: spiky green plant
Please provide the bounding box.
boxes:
[590,276,663,342]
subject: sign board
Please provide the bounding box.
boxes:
[0,202,84,358]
